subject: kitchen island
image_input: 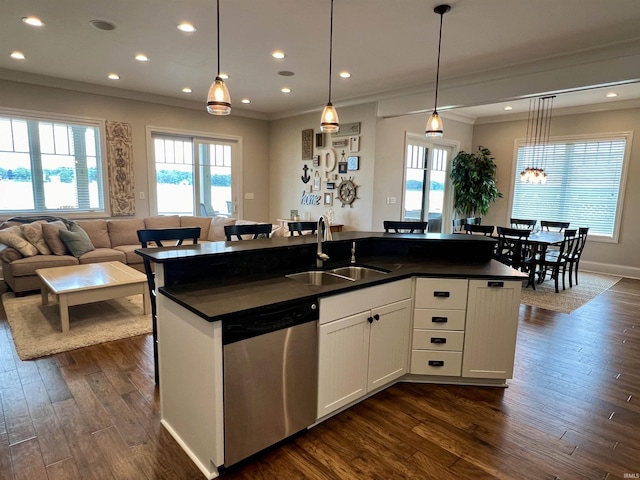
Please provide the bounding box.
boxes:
[136,232,526,479]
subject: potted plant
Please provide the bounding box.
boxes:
[450,146,502,218]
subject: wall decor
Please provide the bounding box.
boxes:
[326,182,335,190]
[302,128,313,160]
[332,138,348,148]
[335,176,359,208]
[313,171,321,190]
[105,120,135,216]
[333,122,361,137]
[301,164,311,183]
[338,162,348,174]
[300,190,321,206]
[324,192,333,206]
[315,133,325,148]
[312,155,320,167]
[290,209,299,220]
[349,136,360,152]
[347,155,359,171]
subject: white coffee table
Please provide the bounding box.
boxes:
[36,261,150,333]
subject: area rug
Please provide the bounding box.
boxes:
[2,292,152,360]
[520,271,621,314]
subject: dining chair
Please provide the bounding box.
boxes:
[224,223,272,240]
[288,221,317,236]
[463,224,494,236]
[495,227,532,272]
[533,229,578,293]
[466,217,482,226]
[566,227,589,287]
[137,226,201,385]
[510,218,537,230]
[384,220,428,233]
[540,220,570,232]
[452,218,467,233]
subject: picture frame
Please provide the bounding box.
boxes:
[326,182,335,190]
[338,162,348,174]
[347,156,359,171]
[315,133,325,148]
[349,136,360,152]
[332,138,348,148]
[312,155,319,167]
[324,192,333,206]
[302,129,313,160]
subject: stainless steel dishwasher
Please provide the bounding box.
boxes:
[222,298,319,467]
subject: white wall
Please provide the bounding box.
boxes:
[0,79,271,221]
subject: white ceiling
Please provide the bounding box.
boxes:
[2,0,640,121]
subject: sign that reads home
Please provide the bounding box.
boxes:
[300,190,321,206]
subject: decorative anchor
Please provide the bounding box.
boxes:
[301,164,311,183]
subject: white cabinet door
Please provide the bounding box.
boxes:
[462,280,521,379]
[368,299,412,391]
[317,311,371,418]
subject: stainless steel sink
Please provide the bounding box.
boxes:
[328,266,389,280]
[285,271,354,286]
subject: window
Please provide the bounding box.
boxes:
[151,132,238,217]
[512,133,630,240]
[403,134,453,233]
[0,113,104,214]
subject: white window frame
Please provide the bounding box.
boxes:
[145,126,243,218]
[0,107,108,218]
[508,131,632,243]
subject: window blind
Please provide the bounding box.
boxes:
[512,137,626,237]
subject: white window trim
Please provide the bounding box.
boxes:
[0,107,110,218]
[145,125,243,218]
[508,131,633,244]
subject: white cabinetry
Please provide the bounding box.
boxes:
[462,279,521,379]
[317,279,412,419]
[411,278,468,376]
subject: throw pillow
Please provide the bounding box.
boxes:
[20,220,52,255]
[0,225,39,257]
[209,216,236,241]
[59,223,96,258]
[41,221,70,255]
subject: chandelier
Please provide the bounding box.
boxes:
[520,95,555,184]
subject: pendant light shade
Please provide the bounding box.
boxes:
[425,4,450,137]
[207,0,231,115]
[321,0,339,133]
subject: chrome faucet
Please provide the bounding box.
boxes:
[316,214,333,267]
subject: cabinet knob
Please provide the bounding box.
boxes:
[373,314,380,321]
[367,316,374,324]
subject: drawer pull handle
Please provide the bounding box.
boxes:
[428,360,444,367]
[433,291,450,298]
[432,316,448,323]
[488,281,504,287]
[430,337,446,344]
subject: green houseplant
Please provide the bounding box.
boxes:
[450,146,502,218]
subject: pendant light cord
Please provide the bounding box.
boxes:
[328,0,334,103]
[217,0,221,76]
[433,9,444,111]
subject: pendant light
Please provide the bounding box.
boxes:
[320,0,339,133]
[425,4,451,138]
[520,95,555,184]
[207,0,231,115]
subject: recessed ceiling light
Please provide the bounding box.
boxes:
[606,92,618,98]
[272,51,286,59]
[108,73,120,80]
[241,98,251,104]
[90,20,116,31]
[182,87,192,93]
[177,22,196,33]
[22,16,44,27]
[339,71,351,78]
[218,73,229,80]
[504,106,513,111]
[281,87,291,94]
[135,54,149,62]
[10,51,25,60]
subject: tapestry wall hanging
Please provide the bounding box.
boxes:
[105,120,135,216]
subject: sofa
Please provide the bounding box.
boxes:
[0,214,240,295]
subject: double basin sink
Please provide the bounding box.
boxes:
[286,265,389,286]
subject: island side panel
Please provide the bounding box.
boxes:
[158,292,224,479]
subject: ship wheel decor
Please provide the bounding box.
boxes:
[336,176,359,208]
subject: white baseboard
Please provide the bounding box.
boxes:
[580,260,640,280]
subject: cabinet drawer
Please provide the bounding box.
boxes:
[410,350,462,376]
[414,278,468,309]
[413,309,466,330]
[412,330,464,351]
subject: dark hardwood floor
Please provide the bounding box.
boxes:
[1,278,639,479]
